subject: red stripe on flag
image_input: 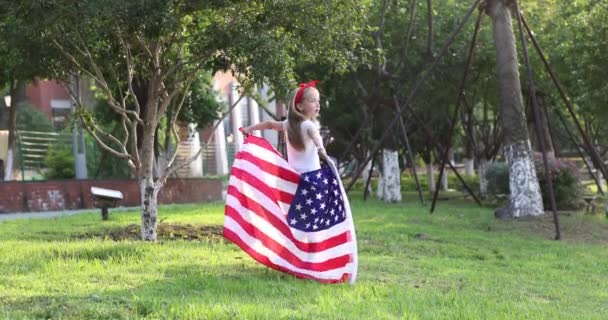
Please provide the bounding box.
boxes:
[230,167,295,205]
[236,151,300,183]
[223,228,351,283]
[225,208,351,271]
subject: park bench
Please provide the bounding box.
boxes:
[91,186,123,220]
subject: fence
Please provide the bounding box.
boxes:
[14,130,244,181]
[16,130,72,181]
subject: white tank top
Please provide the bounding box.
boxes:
[283,120,322,174]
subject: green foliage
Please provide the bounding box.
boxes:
[178,72,224,129]
[85,133,130,179]
[16,102,54,132]
[43,145,75,179]
[534,155,584,210]
[485,162,510,196]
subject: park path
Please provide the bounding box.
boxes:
[0,206,140,221]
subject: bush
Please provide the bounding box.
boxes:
[44,146,75,179]
[448,174,480,194]
[485,156,584,210]
[485,162,510,196]
[534,154,583,210]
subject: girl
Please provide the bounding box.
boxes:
[240,80,328,173]
[229,81,358,284]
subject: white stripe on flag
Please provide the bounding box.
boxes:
[224,217,355,280]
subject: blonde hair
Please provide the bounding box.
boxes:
[286,87,316,151]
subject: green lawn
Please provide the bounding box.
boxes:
[0,194,607,319]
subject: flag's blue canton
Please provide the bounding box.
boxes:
[287,166,346,232]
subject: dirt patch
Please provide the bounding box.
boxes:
[78,223,224,241]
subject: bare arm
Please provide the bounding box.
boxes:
[305,124,328,160]
[241,120,284,134]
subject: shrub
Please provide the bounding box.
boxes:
[534,154,583,210]
[485,156,584,210]
[16,102,55,132]
[44,146,75,179]
[485,162,510,196]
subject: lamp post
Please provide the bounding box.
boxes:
[3,92,15,181]
[1,96,9,180]
[70,74,88,179]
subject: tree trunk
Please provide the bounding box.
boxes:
[140,177,160,241]
[441,167,449,191]
[487,0,544,217]
[140,105,160,240]
[361,152,374,196]
[463,103,476,177]
[376,170,384,200]
[464,158,475,177]
[4,83,20,181]
[478,158,490,198]
[426,161,435,193]
[378,149,402,202]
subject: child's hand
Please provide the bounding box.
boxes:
[239,127,251,136]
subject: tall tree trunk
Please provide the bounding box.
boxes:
[378,149,401,203]
[463,107,476,177]
[140,107,160,241]
[487,0,543,217]
[478,158,490,198]
[361,152,374,196]
[426,161,436,193]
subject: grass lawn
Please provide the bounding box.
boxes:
[0,193,607,319]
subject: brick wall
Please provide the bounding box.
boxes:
[0,178,223,213]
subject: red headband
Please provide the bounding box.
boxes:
[294,80,320,105]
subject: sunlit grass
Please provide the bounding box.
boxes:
[0,194,607,319]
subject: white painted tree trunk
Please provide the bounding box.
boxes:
[478,159,490,198]
[376,171,384,200]
[504,141,544,217]
[426,162,435,193]
[441,166,449,191]
[599,172,606,194]
[378,149,402,203]
[464,158,475,177]
[140,178,160,241]
[140,108,160,241]
[488,0,544,217]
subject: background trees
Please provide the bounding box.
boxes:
[13,0,370,240]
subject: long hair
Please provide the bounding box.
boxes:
[286,87,311,151]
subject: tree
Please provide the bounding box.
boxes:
[18,0,369,240]
[0,5,58,180]
[485,0,543,217]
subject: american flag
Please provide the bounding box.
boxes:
[223,135,358,283]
